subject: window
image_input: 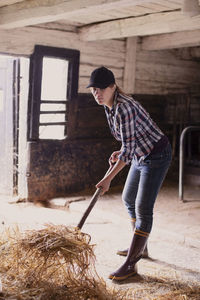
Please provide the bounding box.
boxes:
[39,57,68,139]
[28,45,80,140]
[41,57,68,101]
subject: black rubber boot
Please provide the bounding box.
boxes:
[117,244,148,258]
[117,219,149,258]
[109,229,149,281]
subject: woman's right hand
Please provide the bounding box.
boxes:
[96,177,111,195]
[109,150,121,165]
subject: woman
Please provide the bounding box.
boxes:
[87,66,172,281]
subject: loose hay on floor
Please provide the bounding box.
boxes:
[0,225,199,300]
[0,224,128,300]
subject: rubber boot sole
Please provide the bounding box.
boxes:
[116,249,128,256]
[108,267,138,281]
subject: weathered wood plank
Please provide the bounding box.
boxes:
[80,53,124,69]
[34,22,77,33]
[182,0,200,17]
[134,80,193,95]
[57,0,181,24]
[79,65,123,79]
[0,27,125,57]
[134,44,200,95]
[79,11,200,41]
[150,0,182,9]
[136,61,200,84]
[0,0,174,29]
[123,37,137,93]
[139,1,178,11]
[0,0,24,7]
[142,29,200,50]
[137,47,200,67]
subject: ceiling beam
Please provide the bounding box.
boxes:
[142,29,200,50]
[0,0,164,29]
[182,0,200,17]
[79,11,200,41]
[0,0,24,7]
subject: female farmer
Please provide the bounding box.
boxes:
[87,66,172,281]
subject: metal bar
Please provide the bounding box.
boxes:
[40,111,66,114]
[179,126,200,202]
[41,100,67,104]
[39,122,67,126]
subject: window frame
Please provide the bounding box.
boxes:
[28,45,80,141]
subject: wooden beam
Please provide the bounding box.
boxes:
[0,0,167,29]
[123,37,138,93]
[79,11,200,41]
[182,0,200,17]
[34,22,77,33]
[0,0,24,7]
[142,29,200,50]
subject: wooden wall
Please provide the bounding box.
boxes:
[0,27,200,95]
[135,43,200,95]
[0,26,125,92]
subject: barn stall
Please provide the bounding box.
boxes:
[0,0,200,299]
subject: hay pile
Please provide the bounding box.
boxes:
[131,273,200,300]
[0,224,128,300]
[0,224,199,300]
[152,282,200,300]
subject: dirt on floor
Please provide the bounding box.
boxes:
[0,179,200,299]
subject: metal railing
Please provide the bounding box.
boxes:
[179,126,200,202]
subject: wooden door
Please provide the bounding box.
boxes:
[0,57,15,196]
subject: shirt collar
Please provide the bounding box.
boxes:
[104,90,118,115]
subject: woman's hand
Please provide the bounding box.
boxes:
[96,177,111,195]
[109,150,121,164]
[96,156,126,196]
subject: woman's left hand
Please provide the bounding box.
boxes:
[96,177,111,195]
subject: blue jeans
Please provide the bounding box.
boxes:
[122,143,172,233]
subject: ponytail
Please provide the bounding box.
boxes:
[116,85,132,97]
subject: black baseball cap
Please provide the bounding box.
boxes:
[87,66,115,89]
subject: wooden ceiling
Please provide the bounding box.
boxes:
[0,0,200,50]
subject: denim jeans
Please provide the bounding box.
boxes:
[122,143,172,233]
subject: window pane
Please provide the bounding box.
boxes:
[40,103,66,111]
[39,125,65,140]
[40,113,65,123]
[41,57,68,101]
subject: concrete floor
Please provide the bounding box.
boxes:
[0,179,200,299]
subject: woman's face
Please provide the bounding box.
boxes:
[90,85,116,109]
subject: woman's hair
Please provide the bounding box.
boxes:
[115,84,132,97]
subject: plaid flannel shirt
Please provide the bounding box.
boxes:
[104,91,164,164]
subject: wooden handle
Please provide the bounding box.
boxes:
[77,187,102,230]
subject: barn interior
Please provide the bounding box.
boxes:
[0,0,200,299]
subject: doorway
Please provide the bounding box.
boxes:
[0,55,29,199]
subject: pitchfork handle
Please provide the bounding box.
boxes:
[77,187,102,230]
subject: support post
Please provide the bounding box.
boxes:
[123,37,137,94]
